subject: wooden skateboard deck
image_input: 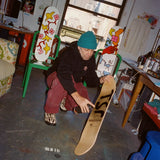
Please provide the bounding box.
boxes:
[74,78,116,155]
[35,6,59,62]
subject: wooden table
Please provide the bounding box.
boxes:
[0,23,34,66]
[122,58,160,127]
[0,23,33,34]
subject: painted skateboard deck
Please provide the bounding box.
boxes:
[96,26,123,78]
[96,54,117,77]
[35,6,59,62]
[74,78,116,156]
[104,26,124,55]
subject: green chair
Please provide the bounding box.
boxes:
[22,31,61,98]
[96,49,122,104]
[83,49,122,87]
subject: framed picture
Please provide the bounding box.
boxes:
[22,0,36,15]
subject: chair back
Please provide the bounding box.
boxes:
[34,6,60,62]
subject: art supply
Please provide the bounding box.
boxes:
[152,61,159,72]
[143,57,151,72]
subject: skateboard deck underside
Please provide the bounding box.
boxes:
[74,79,116,155]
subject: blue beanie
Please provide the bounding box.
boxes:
[77,31,97,50]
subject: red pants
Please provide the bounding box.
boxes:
[44,72,89,114]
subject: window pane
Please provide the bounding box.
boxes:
[60,6,116,49]
[69,0,120,18]
[103,0,124,5]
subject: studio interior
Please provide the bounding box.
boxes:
[0,0,160,160]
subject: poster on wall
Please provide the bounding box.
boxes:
[35,0,53,25]
[138,12,159,29]
[22,0,36,15]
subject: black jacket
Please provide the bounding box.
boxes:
[46,41,99,94]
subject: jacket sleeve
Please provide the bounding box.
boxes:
[84,56,100,87]
[57,50,76,95]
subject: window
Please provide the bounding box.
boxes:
[59,0,126,49]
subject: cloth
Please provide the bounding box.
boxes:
[120,18,150,58]
[148,99,160,114]
[46,41,99,95]
[44,72,89,113]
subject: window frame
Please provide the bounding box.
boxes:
[58,0,127,45]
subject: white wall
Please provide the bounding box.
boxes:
[119,0,160,60]
[3,0,159,59]
[6,0,66,34]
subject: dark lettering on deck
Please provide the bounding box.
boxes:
[94,89,114,118]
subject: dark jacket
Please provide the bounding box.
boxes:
[46,41,99,94]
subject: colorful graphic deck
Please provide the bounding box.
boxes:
[35,6,59,62]
[96,26,124,78]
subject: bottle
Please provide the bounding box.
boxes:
[143,57,151,72]
[154,45,160,59]
[152,60,159,72]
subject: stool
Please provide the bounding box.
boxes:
[140,131,160,159]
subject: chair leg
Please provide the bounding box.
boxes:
[22,65,32,98]
[22,64,29,87]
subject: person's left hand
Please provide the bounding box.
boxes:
[100,75,114,84]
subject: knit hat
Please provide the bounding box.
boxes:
[77,31,97,50]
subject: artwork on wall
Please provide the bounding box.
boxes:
[22,0,36,15]
[122,18,151,58]
[36,0,53,25]
[138,12,159,29]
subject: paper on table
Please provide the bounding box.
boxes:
[147,74,160,87]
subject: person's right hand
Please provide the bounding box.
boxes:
[71,92,95,113]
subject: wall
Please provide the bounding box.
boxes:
[4,0,66,34]
[119,0,160,60]
[3,0,160,60]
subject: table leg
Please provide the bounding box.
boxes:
[16,33,25,65]
[122,75,144,127]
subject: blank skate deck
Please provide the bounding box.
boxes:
[74,78,116,155]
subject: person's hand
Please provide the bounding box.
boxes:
[100,75,114,84]
[71,92,95,113]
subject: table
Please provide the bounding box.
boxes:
[0,23,33,34]
[0,23,34,66]
[122,58,160,128]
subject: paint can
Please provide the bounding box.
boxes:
[143,57,151,72]
[151,61,159,72]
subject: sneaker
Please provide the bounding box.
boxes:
[60,98,67,112]
[44,112,56,126]
[73,106,82,114]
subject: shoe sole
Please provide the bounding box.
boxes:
[45,121,56,126]
[60,107,67,112]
